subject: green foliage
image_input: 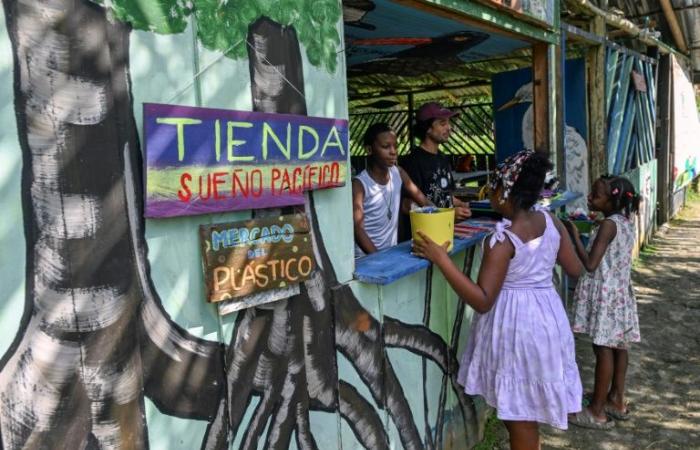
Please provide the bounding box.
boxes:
[194,0,249,60]
[96,0,341,72]
[473,413,503,450]
[100,0,191,34]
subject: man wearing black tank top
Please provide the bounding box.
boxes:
[399,102,472,241]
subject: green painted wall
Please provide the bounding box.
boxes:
[622,159,658,248]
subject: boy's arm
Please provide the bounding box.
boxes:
[352,180,378,254]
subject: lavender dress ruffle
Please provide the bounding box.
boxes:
[457,212,582,429]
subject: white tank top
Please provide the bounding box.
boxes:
[355,166,403,257]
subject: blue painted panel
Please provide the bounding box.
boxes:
[607,54,634,172]
[353,234,486,285]
[493,58,588,162]
[345,1,529,68]
[615,91,637,175]
[605,49,619,114]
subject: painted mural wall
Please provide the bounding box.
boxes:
[671,55,700,191]
[492,59,589,211]
[622,160,657,251]
[0,1,483,448]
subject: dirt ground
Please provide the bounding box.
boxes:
[487,196,700,450]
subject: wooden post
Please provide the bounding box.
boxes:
[656,54,672,224]
[533,42,550,156]
[554,36,565,184]
[408,92,415,148]
[587,15,607,182]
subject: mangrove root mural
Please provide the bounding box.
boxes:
[1,0,480,448]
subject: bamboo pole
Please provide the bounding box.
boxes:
[659,0,688,53]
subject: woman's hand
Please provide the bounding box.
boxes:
[412,231,450,264]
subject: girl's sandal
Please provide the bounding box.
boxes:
[605,404,631,421]
[569,408,615,430]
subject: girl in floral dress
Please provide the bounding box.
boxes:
[414,151,585,450]
[565,175,641,429]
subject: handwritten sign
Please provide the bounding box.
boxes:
[200,214,316,303]
[144,103,348,218]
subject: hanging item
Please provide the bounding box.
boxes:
[200,213,316,305]
[144,103,348,218]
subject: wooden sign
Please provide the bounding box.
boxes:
[631,70,648,92]
[144,103,348,218]
[200,213,316,303]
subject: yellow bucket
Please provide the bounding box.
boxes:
[410,208,455,251]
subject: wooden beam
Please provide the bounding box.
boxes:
[555,36,565,182]
[659,0,689,53]
[533,42,550,156]
[586,15,608,182]
[390,0,557,44]
[655,54,672,224]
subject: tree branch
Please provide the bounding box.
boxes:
[294,402,319,450]
[338,381,389,450]
[383,317,449,373]
[333,285,424,450]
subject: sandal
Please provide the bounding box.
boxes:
[605,404,631,421]
[569,408,615,430]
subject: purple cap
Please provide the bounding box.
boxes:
[415,102,458,121]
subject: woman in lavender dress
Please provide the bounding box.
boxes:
[414,151,584,450]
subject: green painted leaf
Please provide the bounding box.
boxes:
[305,41,322,67]
[194,0,247,56]
[96,0,340,72]
[322,39,338,73]
[103,0,191,33]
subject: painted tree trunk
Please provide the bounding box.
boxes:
[0,1,224,448]
[247,17,307,115]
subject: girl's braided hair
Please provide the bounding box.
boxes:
[504,151,553,210]
[601,175,641,217]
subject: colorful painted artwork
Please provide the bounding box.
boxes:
[144,103,348,217]
[200,214,315,303]
[0,0,482,448]
[493,59,589,210]
[671,55,700,190]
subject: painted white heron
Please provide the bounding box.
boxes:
[498,81,589,211]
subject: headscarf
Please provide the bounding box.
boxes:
[489,150,535,203]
